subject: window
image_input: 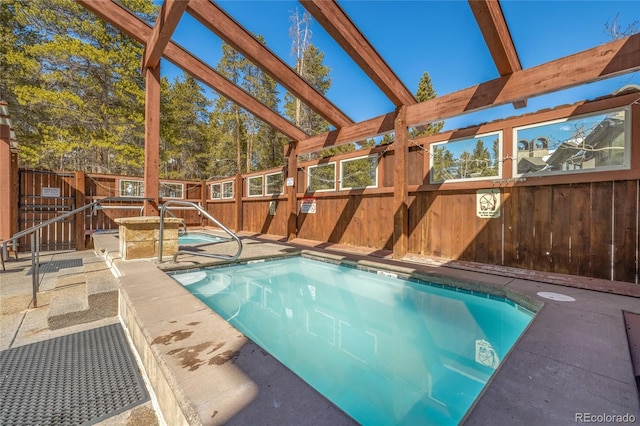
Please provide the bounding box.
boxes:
[248,175,264,197]
[266,172,284,195]
[514,108,629,176]
[160,182,183,199]
[222,181,234,199]
[307,162,336,192]
[120,179,144,197]
[210,183,222,199]
[430,132,502,183]
[340,155,378,190]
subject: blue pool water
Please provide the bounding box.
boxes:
[171,257,533,425]
[177,232,225,245]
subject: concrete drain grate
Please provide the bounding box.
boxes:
[0,323,149,425]
[28,258,83,275]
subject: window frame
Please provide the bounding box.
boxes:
[339,154,378,190]
[265,171,284,195]
[247,175,264,197]
[307,162,337,193]
[119,179,145,198]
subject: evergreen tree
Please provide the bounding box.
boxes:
[411,71,444,138]
[1,0,156,174]
[161,74,211,179]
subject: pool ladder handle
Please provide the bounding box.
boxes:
[158,201,243,264]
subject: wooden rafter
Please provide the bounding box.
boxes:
[76,0,308,142]
[301,0,416,107]
[297,33,640,155]
[469,0,527,108]
[187,0,353,128]
[142,0,189,70]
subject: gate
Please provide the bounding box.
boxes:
[17,170,76,252]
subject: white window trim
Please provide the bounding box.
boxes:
[339,154,378,190]
[210,183,222,200]
[247,175,264,197]
[222,181,234,199]
[307,162,336,192]
[512,107,631,178]
[265,171,284,195]
[119,179,144,197]
[429,131,502,184]
[160,182,184,199]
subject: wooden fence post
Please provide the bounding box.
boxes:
[393,106,409,258]
[234,173,243,232]
[286,142,298,241]
[74,171,86,250]
[143,65,160,215]
[0,102,12,242]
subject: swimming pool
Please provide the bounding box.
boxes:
[170,256,534,425]
[177,232,225,245]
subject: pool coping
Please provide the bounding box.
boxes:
[93,232,640,425]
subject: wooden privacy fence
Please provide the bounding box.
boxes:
[7,92,640,284]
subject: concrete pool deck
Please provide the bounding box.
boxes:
[3,230,636,424]
[87,230,640,425]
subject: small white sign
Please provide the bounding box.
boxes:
[41,187,61,198]
[300,197,316,214]
[286,177,294,187]
[476,188,501,218]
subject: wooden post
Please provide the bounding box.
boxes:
[143,65,161,216]
[0,101,12,242]
[393,106,409,258]
[75,171,86,250]
[200,180,208,227]
[234,173,243,232]
[286,141,298,241]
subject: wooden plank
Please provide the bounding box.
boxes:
[75,171,85,250]
[589,182,613,280]
[513,187,534,270]
[392,107,408,258]
[569,184,592,277]
[532,186,552,272]
[613,180,637,282]
[143,65,160,216]
[142,0,189,70]
[287,143,298,241]
[405,33,640,127]
[550,185,572,275]
[301,0,416,106]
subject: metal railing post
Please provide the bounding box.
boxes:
[30,233,37,308]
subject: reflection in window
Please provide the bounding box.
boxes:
[340,155,378,189]
[120,179,144,197]
[210,183,222,199]
[430,133,501,183]
[308,162,336,192]
[248,176,263,197]
[222,181,234,199]
[160,182,183,199]
[266,172,284,195]
[515,108,628,176]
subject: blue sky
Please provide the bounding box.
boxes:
[160,0,640,132]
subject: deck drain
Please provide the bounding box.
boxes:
[0,323,149,425]
[536,291,576,302]
[28,258,83,275]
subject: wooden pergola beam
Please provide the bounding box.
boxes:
[301,0,416,107]
[142,0,189,70]
[76,0,308,142]
[296,33,640,156]
[468,0,527,108]
[187,0,353,128]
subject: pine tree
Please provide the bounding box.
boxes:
[1,0,156,174]
[411,71,444,138]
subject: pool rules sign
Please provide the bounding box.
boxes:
[476,189,501,218]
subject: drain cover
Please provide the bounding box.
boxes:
[536,291,576,302]
[28,258,83,275]
[0,323,149,425]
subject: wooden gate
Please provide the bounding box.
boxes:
[18,170,76,252]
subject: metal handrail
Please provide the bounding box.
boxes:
[158,200,243,263]
[1,196,150,307]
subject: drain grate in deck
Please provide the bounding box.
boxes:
[0,323,149,425]
[28,258,83,275]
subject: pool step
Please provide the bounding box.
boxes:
[47,255,118,330]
